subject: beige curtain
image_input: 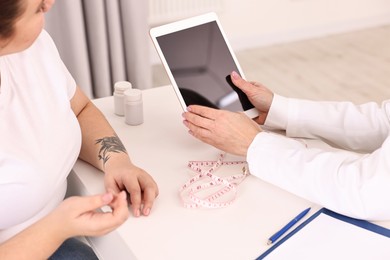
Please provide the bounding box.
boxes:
[45,0,151,98]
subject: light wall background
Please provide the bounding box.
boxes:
[45,0,390,96]
[149,0,390,63]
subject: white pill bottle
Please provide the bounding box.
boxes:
[113,81,132,116]
[124,89,143,126]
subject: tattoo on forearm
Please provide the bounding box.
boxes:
[95,134,127,165]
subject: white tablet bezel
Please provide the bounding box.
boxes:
[150,12,259,118]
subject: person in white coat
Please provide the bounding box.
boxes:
[182,70,390,221]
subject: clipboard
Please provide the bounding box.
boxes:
[257,208,390,259]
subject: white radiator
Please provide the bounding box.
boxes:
[149,0,224,25]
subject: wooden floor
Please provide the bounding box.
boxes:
[152,25,390,104]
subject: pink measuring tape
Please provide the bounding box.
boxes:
[179,153,249,209]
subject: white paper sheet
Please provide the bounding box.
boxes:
[265,213,390,259]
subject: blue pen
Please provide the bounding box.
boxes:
[267,207,311,245]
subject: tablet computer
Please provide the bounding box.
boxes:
[150,12,259,118]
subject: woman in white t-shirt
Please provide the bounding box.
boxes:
[183,70,390,221]
[0,0,158,258]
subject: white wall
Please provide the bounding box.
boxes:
[218,0,390,50]
[150,0,390,64]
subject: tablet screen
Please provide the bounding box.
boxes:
[155,21,254,112]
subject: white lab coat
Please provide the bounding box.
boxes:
[247,94,390,221]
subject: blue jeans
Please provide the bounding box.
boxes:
[49,238,99,260]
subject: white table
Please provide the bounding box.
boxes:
[68,85,389,259]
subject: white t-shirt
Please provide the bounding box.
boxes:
[0,30,81,242]
[247,94,390,220]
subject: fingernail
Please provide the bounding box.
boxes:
[135,209,141,217]
[143,208,150,216]
[186,106,192,112]
[120,191,127,200]
[232,71,239,79]
[102,192,113,204]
